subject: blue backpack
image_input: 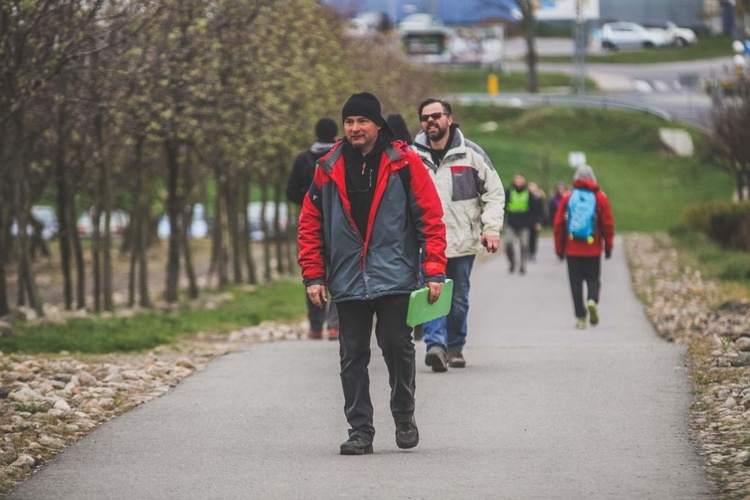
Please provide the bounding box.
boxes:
[567,189,597,243]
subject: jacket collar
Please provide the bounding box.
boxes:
[414,124,467,165]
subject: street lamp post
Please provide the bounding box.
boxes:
[572,0,588,94]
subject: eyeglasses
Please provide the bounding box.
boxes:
[420,112,447,122]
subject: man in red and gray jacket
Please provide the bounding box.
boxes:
[298,92,447,456]
[554,165,615,329]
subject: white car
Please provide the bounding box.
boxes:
[157,203,209,239]
[76,209,130,237]
[601,22,670,51]
[643,21,697,47]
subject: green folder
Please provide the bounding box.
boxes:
[406,279,454,327]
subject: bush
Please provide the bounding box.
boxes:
[681,201,750,251]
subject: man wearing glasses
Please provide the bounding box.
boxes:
[414,98,505,372]
[298,92,447,455]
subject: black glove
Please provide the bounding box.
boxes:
[557,253,564,261]
[605,249,612,260]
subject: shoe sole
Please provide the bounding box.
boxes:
[396,436,419,449]
[588,302,599,326]
[340,444,373,455]
[449,359,466,368]
[425,352,448,372]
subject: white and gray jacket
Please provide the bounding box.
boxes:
[414,127,505,258]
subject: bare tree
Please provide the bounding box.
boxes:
[481,0,539,93]
[710,82,750,201]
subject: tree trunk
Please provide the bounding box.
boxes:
[128,137,147,307]
[228,174,243,284]
[181,213,199,299]
[165,137,182,302]
[273,179,285,275]
[208,168,229,289]
[91,206,102,312]
[94,112,114,312]
[261,185,272,282]
[13,112,43,317]
[0,125,9,316]
[55,102,74,310]
[523,7,539,93]
[181,148,198,299]
[242,170,257,285]
[72,204,86,309]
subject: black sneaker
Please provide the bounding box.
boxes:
[395,417,419,449]
[448,351,466,368]
[425,346,448,372]
[340,432,373,455]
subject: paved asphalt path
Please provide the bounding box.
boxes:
[8,237,714,499]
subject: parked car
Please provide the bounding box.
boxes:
[247,202,288,242]
[643,21,697,47]
[76,209,130,237]
[600,22,670,51]
[157,203,209,239]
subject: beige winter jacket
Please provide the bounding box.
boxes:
[414,127,505,258]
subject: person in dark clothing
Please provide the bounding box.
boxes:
[386,113,413,144]
[547,181,568,228]
[504,173,542,275]
[528,181,546,262]
[298,92,447,456]
[286,118,340,340]
[553,165,615,329]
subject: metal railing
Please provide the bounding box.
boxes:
[449,92,673,122]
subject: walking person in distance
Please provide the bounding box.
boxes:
[286,118,340,340]
[553,165,615,329]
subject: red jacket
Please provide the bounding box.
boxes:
[553,179,615,257]
[298,140,447,302]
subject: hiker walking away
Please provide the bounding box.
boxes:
[286,118,340,341]
[386,113,413,144]
[553,165,615,329]
[413,98,505,372]
[298,92,447,455]
[528,181,547,262]
[504,173,542,275]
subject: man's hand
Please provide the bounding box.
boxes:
[481,234,500,253]
[605,249,612,260]
[306,284,327,309]
[427,282,443,304]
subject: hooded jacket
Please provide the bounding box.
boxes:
[553,178,615,257]
[297,138,447,303]
[286,141,336,206]
[414,126,505,258]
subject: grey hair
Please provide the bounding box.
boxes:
[574,165,597,183]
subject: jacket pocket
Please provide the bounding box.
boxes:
[450,166,477,201]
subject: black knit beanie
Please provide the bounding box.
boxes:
[341,92,385,126]
[315,118,338,142]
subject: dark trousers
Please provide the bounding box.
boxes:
[336,294,415,438]
[566,255,602,318]
[566,255,601,318]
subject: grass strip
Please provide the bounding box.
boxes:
[1,280,306,354]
